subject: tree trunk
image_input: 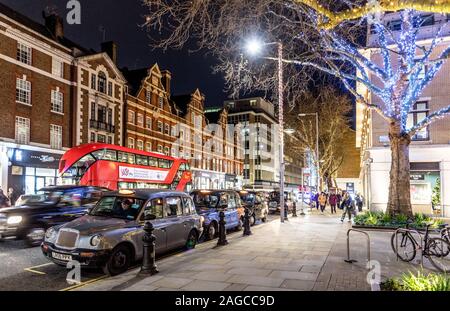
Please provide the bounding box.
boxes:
[386,121,413,217]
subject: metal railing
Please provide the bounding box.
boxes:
[345,229,371,269]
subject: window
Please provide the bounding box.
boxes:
[255,170,262,180]
[165,197,183,217]
[158,95,164,109]
[164,123,170,135]
[157,121,163,132]
[146,89,151,103]
[91,102,96,119]
[51,90,63,113]
[243,169,250,179]
[91,74,96,89]
[128,110,135,124]
[15,116,30,144]
[157,145,163,153]
[118,151,135,164]
[90,132,96,142]
[182,197,195,215]
[250,99,257,106]
[137,139,144,151]
[145,142,152,152]
[137,113,144,127]
[52,58,64,78]
[98,72,107,93]
[107,108,113,125]
[128,137,135,149]
[107,136,113,144]
[50,124,62,149]
[108,82,113,96]
[16,78,31,105]
[17,43,31,65]
[97,134,106,143]
[136,154,148,165]
[146,117,152,129]
[143,198,164,220]
[164,146,170,156]
[92,149,117,161]
[407,102,429,141]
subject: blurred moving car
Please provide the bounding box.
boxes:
[0,186,107,246]
[190,190,244,240]
[238,190,269,225]
[42,189,203,275]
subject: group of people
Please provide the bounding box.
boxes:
[0,187,19,208]
[310,190,364,222]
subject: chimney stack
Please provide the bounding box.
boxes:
[43,12,64,39]
[101,41,118,64]
[161,70,172,96]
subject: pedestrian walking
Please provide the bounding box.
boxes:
[340,191,355,223]
[318,192,327,213]
[7,187,19,207]
[329,192,338,214]
[314,192,319,210]
[355,193,364,213]
[0,189,10,208]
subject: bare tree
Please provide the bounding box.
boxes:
[143,0,450,216]
[284,87,352,190]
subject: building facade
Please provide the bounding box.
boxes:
[225,98,281,191]
[123,65,244,190]
[0,4,127,195]
[356,13,450,217]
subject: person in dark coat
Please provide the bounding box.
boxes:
[340,192,355,223]
[0,189,9,208]
[329,193,338,214]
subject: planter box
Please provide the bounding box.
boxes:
[352,224,401,231]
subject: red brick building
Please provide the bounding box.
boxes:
[0,4,126,195]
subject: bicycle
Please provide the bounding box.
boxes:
[390,222,450,273]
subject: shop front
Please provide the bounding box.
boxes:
[6,147,68,195]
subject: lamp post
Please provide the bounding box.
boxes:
[246,39,285,223]
[298,113,320,192]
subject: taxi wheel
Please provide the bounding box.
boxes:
[205,222,217,240]
[185,230,198,250]
[103,245,131,276]
[24,227,45,248]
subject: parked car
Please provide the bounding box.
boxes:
[268,191,293,214]
[0,185,107,246]
[190,190,244,240]
[238,190,269,225]
[41,189,203,275]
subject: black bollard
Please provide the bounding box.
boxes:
[292,201,298,217]
[243,208,252,236]
[217,211,228,246]
[140,220,159,275]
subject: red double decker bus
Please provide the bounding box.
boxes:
[59,143,192,191]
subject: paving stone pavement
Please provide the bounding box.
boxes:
[75,210,440,291]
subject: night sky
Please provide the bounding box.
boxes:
[0,0,228,106]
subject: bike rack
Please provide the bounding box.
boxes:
[345,229,371,269]
[394,228,424,268]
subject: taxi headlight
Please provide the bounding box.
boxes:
[45,227,56,240]
[90,235,102,247]
[7,216,22,225]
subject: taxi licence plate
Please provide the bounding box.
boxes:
[52,252,72,261]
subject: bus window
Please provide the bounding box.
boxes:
[63,154,96,180]
[118,152,135,164]
[92,149,117,161]
[136,155,148,166]
[148,156,158,167]
[158,159,172,169]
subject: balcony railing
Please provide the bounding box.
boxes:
[90,119,115,133]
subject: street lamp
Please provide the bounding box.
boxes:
[298,113,320,192]
[245,38,286,223]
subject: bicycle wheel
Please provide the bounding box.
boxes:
[391,231,416,262]
[427,238,450,273]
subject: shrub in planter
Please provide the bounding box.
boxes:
[382,271,450,291]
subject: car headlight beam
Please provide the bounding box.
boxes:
[7,216,23,225]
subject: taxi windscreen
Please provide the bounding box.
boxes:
[89,196,144,220]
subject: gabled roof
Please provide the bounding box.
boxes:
[78,52,127,82]
[0,3,92,55]
[122,67,149,96]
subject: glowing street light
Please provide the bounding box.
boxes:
[244,37,286,223]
